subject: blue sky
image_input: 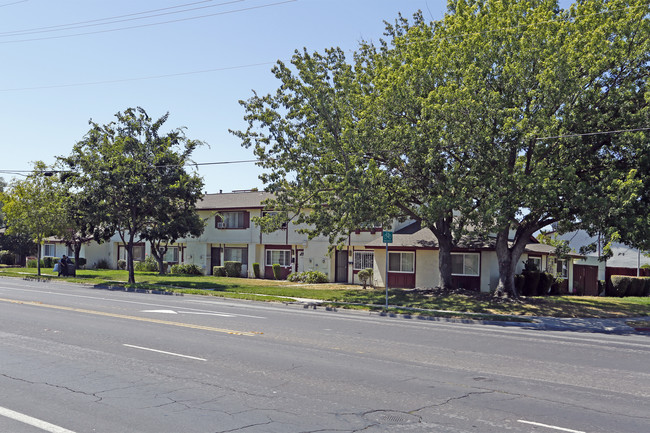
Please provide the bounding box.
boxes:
[0,0,570,194]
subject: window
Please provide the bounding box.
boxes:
[388,252,414,273]
[43,244,56,257]
[527,256,542,271]
[262,211,288,229]
[225,247,248,265]
[162,247,179,263]
[354,251,374,270]
[556,259,568,278]
[216,211,249,229]
[266,250,291,267]
[451,253,480,276]
[119,245,145,261]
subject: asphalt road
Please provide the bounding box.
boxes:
[0,277,648,433]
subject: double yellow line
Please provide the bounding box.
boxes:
[0,297,262,336]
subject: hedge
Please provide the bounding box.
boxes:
[272,263,282,280]
[224,261,242,277]
[287,270,328,284]
[0,250,15,265]
[252,262,261,278]
[170,263,203,275]
[212,266,226,277]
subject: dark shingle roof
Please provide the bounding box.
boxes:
[197,191,274,210]
[365,222,582,256]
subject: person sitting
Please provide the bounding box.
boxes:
[60,255,68,277]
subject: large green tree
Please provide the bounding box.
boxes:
[232,36,479,289]
[1,162,65,275]
[431,0,650,296]
[61,107,205,284]
[139,162,205,275]
[234,0,648,296]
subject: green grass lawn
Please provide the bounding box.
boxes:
[2,266,649,319]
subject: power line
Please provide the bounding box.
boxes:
[0,0,297,44]
[0,159,261,175]
[0,0,243,37]
[0,0,27,8]
[0,61,278,92]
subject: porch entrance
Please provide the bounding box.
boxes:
[335,250,348,283]
[574,264,599,296]
[210,247,221,275]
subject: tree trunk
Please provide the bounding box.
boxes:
[36,241,42,276]
[126,235,136,285]
[493,226,536,298]
[150,242,167,276]
[430,216,454,290]
[437,233,454,290]
[73,242,82,273]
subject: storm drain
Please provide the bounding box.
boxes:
[364,410,421,425]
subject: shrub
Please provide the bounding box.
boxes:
[286,270,329,284]
[609,276,631,297]
[252,262,261,278]
[627,277,647,297]
[357,268,373,289]
[43,256,54,268]
[302,271,328,284]
[514,274,525,293]
[537,272,554,296]
[27,259,39,268]
[550,278,568,295]
[170,263,203,275]
[0,250,15,265]
[117,259,126,270]
[212,266,226,277]
[95,259,110,269]
[522,270,540,296]
[134,256,158,272]
[598,280,606,296]
[76,257,87,268]
[224,261,242,277]
[272,263,282,280]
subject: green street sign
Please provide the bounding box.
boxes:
[382,230,393,243]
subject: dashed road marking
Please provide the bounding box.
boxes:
[0,405,76,433]
[518,419,586,433]
[123,344,207,361]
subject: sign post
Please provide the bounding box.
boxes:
[382,230,393,311]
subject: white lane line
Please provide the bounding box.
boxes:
[123,344,207,361]
[141,309,235,317]
[0,406,76,433]
[517,420,586,433]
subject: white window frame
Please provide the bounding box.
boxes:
[266,250,291,267]
[451,252,480,277]
[43,243,56,257]
[353,251,374,270]
[388,251,414,273]
[527,256,542,271]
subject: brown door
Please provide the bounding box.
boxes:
[574,264,599,296]
[210,247,221,274]
[335,250,348,283]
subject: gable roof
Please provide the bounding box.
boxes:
[365,222,583,256]
[197,191,274,210]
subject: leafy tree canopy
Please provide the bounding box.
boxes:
[60,107,205,284]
